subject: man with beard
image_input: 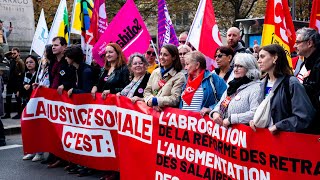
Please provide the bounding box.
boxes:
[226,27,251,54]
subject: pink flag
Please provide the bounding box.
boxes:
[187,0,222,70]
[92,0,151,67]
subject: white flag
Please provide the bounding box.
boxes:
[30,9,48,57]
[47,0,69,44]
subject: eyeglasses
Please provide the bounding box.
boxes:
[234,64,244,69]
[214,54,226,58]
[295,39,309,44]
[146,51,156,56]
[132,62,145,66]
[179,40,186,44]
[179,52,188,56]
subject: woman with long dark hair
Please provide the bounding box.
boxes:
[250,44,315,133]
[144,44,186,111]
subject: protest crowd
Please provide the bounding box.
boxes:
[0,0,320,179]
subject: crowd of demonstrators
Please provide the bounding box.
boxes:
[0,19,13,60]
[15,25,320,178]
[144,44,186,111]
[210,53,262,128]
[214,46,235,83]
[180,51,226,116]
[249,44,315,134]
[3,47,24,119]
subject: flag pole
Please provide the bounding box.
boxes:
[150,40,159,63]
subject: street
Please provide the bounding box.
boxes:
[0,134,103,180]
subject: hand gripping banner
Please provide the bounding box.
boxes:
[22,87,320,179]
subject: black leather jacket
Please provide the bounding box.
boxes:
[96,65,130,93]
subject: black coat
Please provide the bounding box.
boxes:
[260,75,316,133]
[303,49,320,134]
[72,63,93,94]
[96,65,130,93]
[132,72,151,98]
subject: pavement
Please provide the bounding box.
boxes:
[2,113,21,135]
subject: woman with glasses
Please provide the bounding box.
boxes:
[214,46,235,83]
[179,51,226,116]
[178,44,192,68]
[144,44,186,111]
[249,44,315,134]
[21,55,43,162]
[117,53,150,103]
[145,45,158,74]
[209,53,262,128]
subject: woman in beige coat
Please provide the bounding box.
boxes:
[144,44,186,111]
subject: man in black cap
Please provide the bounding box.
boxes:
[0,19,13,60]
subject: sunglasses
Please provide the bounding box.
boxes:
[146,51,156,56]
[214,54,226,58]
[179,52,188,56]
[179,40,186,44]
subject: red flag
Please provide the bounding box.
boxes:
[87,0,108,45]
[261,0,296,67]
[310,0,320,33]
[187,0,222,70]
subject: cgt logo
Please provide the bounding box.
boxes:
[273,0,292,43]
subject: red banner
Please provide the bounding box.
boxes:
[22,88,320,179]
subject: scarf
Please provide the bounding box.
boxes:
[227,76,252,96]
[160,66,173,77]
[182,70,205,105]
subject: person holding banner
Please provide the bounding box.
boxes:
[91,43,130,99]
[249,44,315,134]
[209,53,262,128]
[118,53,150,102]
[64,45,93,97]
[179,51,226,116]
[21,55,44,162]
[144,44,186,111]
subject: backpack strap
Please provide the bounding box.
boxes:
[283,75,292,113]
[209,74,218,104]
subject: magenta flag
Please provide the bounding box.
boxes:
[158,0,179,49]
[92,0,151,66]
